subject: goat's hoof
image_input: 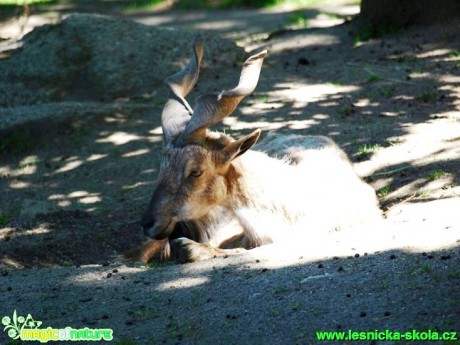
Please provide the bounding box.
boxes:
[170,237,217,263]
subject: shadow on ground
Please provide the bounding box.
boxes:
[0,10,459,268]
[0,4,459,344]
[1,245,460,344]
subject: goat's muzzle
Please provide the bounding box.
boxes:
[142,216,176,240]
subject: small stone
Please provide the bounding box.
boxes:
[360,311,367,317]
[106,273,113,279]
[337,266,344,272]
[297,57,310,65]
[384,311,391,317]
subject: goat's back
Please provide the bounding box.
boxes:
[254,133,382,231]
[255,132,349,165]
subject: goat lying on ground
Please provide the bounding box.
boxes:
[124,36,381,264]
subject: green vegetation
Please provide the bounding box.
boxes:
[145,260,166,268]
[354,25,400,46]
[191,290,204,308]
[176,0,280,9]
[326,82,344,88]
[357,143,380,156]
[427,169,445,181]
[274,285,290,294]
[253,93,270,103]
[71,125,90,145]
[134,306,160,320]
[126,0,164,10]
[377,185,391,198]
[449,51,460,67]
[420,264,433,274]
[0,0,55,15]
[291,302,304,311]
[270,307,282,316]
[410,67,423,76]
[287,11,309,29]
[0,130,35,154]
[167,319,194,339]
[337,106,353,118]
[416,90,436,102]
[366,73,382,83]
[0,0,53,4]
[377,278,389,291]
[418,190,431,198]
[172,0,324,9]
[95,230,110,239]
[0,213,10,225]
[18,159,37,170]
[447,271,460,280]
[379,87,396,97]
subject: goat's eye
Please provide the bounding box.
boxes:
[190,170,203,178]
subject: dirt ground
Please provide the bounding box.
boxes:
[0,1,460,344]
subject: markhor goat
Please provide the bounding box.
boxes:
[125,36,381,264]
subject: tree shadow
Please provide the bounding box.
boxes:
[0,6,459,268]
[0,11,459,343]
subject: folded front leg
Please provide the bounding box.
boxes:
[122,239,169,263]
[170,237,245,263]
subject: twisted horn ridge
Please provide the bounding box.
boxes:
[176,50,268,147]
[161,35,204,144]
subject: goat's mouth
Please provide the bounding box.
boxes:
[143,219,176,240]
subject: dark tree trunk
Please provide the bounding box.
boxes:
[360,0,460,28]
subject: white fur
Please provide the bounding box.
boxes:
[225,134,381,245]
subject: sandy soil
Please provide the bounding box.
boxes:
[0,1,459,344]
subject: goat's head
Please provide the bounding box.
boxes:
[142,36,267,240]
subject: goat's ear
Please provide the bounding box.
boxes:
[222,129,261,162]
